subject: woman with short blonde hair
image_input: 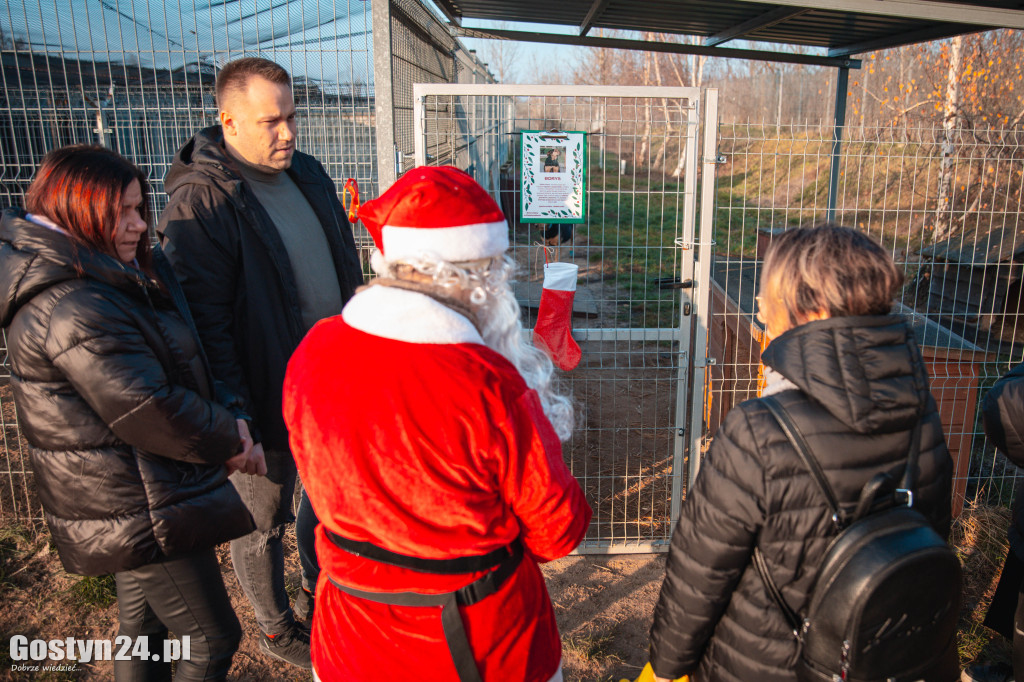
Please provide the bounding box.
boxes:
[759,225,904,335]
[649,224,955,681]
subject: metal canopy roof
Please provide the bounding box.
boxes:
[433,0,1024,68]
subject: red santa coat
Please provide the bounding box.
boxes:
[283,285,592,681]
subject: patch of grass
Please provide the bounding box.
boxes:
[953,503,1014,667]
[953,503,1011,567]
[564,628,622,664]
[958,620,997,667]
[67,574,117,609]
[0,523,34,588]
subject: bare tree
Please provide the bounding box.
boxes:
[637,37,653,166]
[476,23,522,83]
[934,35,962,243]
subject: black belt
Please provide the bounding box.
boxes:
[326,532,524,682]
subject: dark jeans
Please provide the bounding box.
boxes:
[229,449,320,635]
[295,478,320,593]
[984,549,1024,675]
[114,549,240,682]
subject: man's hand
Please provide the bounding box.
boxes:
[237,419,254,456]
[226,420,267,476]
[248,443,268,476]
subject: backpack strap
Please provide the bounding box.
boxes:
[899,419,924,497]
[753,395,926,640]
[753,395,836,640]
[761,395,844,528]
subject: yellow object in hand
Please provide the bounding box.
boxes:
[618,662,689,682]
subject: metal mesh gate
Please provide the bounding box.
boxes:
[414,84,719,552]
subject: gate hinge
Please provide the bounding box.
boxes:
[695,357,717,368]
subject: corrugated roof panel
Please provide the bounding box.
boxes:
[752,12,931,47]
[445,0,1024,55]
[454,0,593,26]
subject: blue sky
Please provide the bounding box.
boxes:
[456,18,588,83]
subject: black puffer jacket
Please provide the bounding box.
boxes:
[158,126,364,452]
[982,362,1024,560]
[650,315,953,681]
[0,209,255,576]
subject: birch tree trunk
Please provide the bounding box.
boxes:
[671,39,705,178]
[650,48,670,172]
[638,41,652,168]
[934,35,962,243]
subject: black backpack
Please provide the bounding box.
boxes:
[753,396,962,682]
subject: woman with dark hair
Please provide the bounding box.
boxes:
[0,145,262,681]
[648,225,956,682]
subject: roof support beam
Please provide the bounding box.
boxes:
[453,27,861,69]
[827,66,849,223]
[431,0,462,27]
[829,24,986,57]
[703,7,808,47]
[732,0,1023,29]
[580,0,614,36]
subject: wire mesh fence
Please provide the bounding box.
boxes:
[0,0,487,525]
[379,0,492,182]
[1,0,1022,547]
[710,122,1024,518]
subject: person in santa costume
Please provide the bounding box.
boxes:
[282,165,592,682]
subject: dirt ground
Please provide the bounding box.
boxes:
[546,554,666,681]
[0,502,1017,682]
[0,523,666,682]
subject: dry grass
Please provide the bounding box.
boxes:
[952,502,1015,667]
[0,523,305,682]
[0,501,1017,681]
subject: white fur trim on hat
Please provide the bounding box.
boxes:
[342,285,483,345]
[381,220,509,263]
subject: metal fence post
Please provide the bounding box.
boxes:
[372,0,397,191]
[826,66,849,222]
[686,88,719,496]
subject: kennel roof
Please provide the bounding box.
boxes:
[921,226,1024,264]
[710,257,981,351]
[0,0,373,82]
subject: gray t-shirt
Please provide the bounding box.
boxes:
[230,150,343,332]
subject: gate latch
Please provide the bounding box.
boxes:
[655,277,694,290]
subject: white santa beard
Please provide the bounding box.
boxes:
[372,252,575,441]
[475,273,575,443]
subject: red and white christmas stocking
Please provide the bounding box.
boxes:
[533,262,581,371]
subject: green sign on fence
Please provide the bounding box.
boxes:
[520,130,587,224]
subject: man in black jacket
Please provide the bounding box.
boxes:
[962,363,1024,682]
[159,57,364,670]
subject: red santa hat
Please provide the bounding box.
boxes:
[358,166,509,263]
